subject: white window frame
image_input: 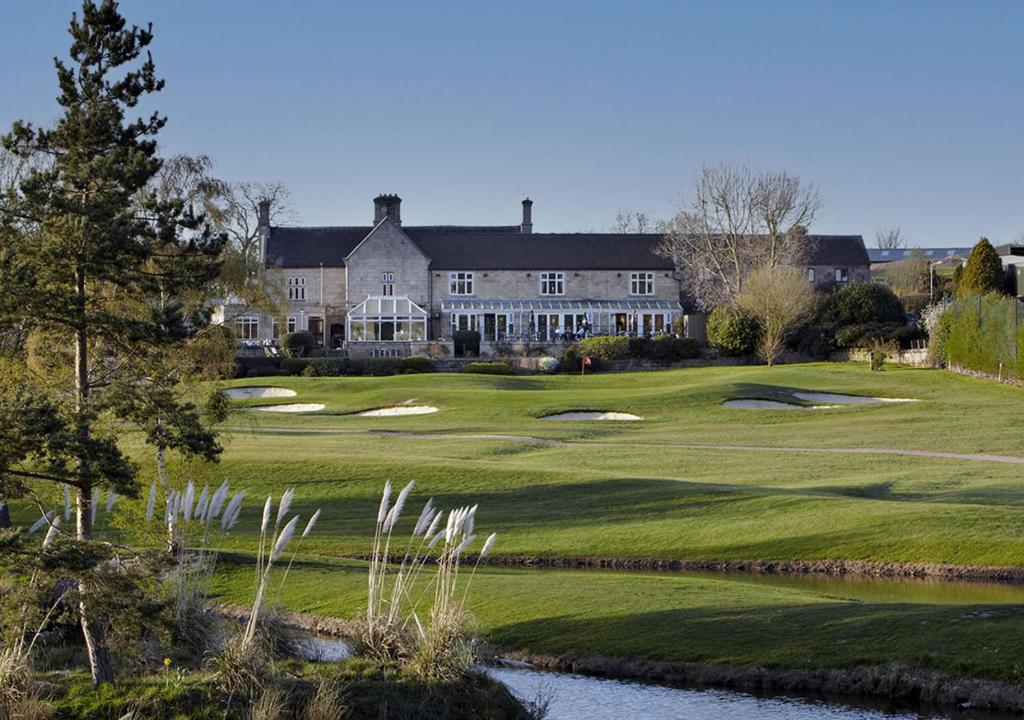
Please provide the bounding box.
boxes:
[449,272,474,296]
[835,267,849,283]
[235,315,260,340]
[381,271,395,296]
[539,272,565,296]
[286,316,297,334]
[630,272,655,296]
[808,268,816,283]
[287,276,306,301]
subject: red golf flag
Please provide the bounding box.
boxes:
[582,356,592,366]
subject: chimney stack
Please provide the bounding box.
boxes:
[521,198,533,234]
[373,194,402,225]
[257,199,271,228]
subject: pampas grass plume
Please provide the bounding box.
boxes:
[105,490,117,513]
[480,532,497,558]
[28,511,54,535]
[377,481,392,524]
[277,487,294,525]
[271,516,299,561]
[302,509,321,539]
[260,495,273,533]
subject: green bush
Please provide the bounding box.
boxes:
[575,335,629,361]
[281,331,315,358]
[652,335,701,360]
[834,322,924,349]
[707,306,760,356]
[462,362,515,375]
[301,365,317,377]
[820,283,905,326]
[789,323,837,359]
[280,357,309,375]
[402,356,433,373]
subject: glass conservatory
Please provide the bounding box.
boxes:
[346,296,428,342]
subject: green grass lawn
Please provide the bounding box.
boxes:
[20,362,1024,682]
[116,363,1024,567]
[211,555,1024,683]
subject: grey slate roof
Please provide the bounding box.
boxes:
[265,224,867,271]
[867,247,972,263]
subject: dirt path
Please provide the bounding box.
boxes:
[225,426,1024,464]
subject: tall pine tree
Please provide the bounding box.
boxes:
[0,0,224,685]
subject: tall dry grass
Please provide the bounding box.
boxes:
[362,482,496,678]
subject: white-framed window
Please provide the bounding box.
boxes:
[381,272,394,296]
[630,272,655,296]
[235,316,259,340]
[449,272,474,296]
[287,276,306,301]
[807,268,816,283]
[835,267,849,283]
[539,272,564,296]
[286,316,297,334]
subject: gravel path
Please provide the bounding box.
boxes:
[225,426,1024,464]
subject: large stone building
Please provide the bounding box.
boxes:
[221,194,869,355]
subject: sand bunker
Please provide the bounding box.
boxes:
[251,403,325,413]
[223,387,297,400]
[792,392,918,404]
[723,399,836,411]
[357,406,439,417]
[541,412,643,421]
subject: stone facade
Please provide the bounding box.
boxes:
[220,194,869,355]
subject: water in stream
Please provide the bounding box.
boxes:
[489,665,961,720]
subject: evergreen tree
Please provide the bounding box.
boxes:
[957,237,1005,297]
[0,0,224,685]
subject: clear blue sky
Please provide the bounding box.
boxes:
[2,1,1022,246]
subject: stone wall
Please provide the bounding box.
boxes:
[429,268,680,308]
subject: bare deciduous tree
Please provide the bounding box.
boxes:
[874,226,905,250]
[612,207,653,233]
[658,163,822,308]
[736,266,817,366]
[220,181,295,274]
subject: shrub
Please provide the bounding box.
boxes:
[789,323,836,359]
[706,306,759,356]
[462,362,515,375]
[246,367,287,378]
[958,237,1005,297]
[402,356,433,373]
[834,322,923,349]
[537,356,559,374]
[652,335,700,360]
[301,365,317,378]
[820,283,905,326]
[280,358,309,375]
[575,335,628,361]
[281,331,315,358]
[943,293,1024,378]
[452,330,480,357]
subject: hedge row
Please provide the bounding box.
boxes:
[939,293,1024,379]
[237,354,434,376]
[462,362,516,375]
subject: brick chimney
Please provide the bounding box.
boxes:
[373,194,402,225]
[521,198,533,234]
[257,199,271,228]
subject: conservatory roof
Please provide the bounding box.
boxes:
[347,295,428,318]
[441,299,681,311]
